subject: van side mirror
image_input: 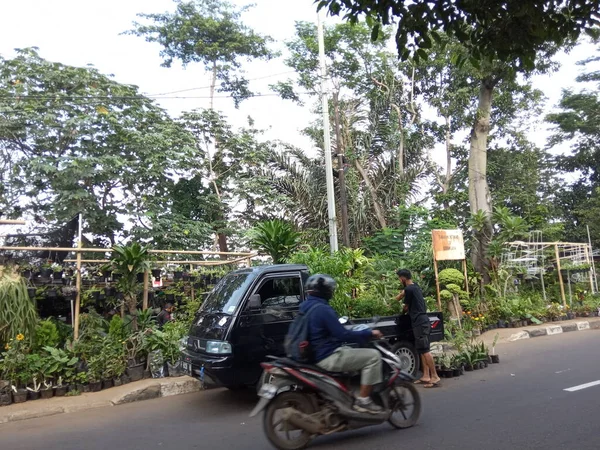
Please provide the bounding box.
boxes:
[248,294,261,310]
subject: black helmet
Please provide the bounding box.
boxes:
[305,274,337,300]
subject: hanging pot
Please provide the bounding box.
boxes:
[41,268,53,278]
[22,269,32,279]
[46,289,57,299]
[151,269,162,280]
[174,271,183,281]
[27,287,37,299]
[53,271,63,280]
[112,273,122,281]
[137,272,145,283]
[102,269,113,279]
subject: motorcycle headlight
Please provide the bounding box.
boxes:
[205,340,233,355]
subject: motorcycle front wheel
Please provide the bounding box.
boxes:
[264,391,316,450]
[388,381,421,429]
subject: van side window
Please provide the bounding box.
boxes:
[256,276,302,320]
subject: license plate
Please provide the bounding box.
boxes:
[258,383,277,400]
[182,362,192,374]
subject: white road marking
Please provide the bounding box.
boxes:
[509,331,530,341]
[555,369,572,374]
[577,321,590,331]
[564,380,600,392]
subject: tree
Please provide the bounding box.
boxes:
[128,0,275,108]
[317,0,599,67]
[274,21,431,246]
[0,48,191,245]
[317,0,598,280]
[547,49,600,247]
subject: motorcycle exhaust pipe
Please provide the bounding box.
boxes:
[280,407,323,435]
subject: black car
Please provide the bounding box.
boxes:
[181,264,443,390]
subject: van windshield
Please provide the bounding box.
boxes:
[200,272,253,315]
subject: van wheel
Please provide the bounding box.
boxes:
[391,341,420,376]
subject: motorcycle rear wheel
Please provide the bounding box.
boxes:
[388,381,421,429]
[264,392,316,450]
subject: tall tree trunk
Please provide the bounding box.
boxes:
[469,79,495,283]
[354,160,387,229]
[209,62,217,110]
[333,93,350,247]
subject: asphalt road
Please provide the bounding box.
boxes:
[2,330,600,450]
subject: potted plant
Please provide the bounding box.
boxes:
[75,371,89,393]
[490,333,500,364]
[125,332,146,382]
[43,346,78,396]
[40,262,53,279]
[100,264,114,280]
[87,356,103,392]
[173,266,184,281]
[111,242,150,329]
[0,381,12,406]
[51,263,63,281]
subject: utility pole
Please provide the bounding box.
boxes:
[317,12,338,253]
[333,92,350,248]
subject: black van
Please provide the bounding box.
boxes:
[181,264,443,389]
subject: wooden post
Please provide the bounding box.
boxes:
[555,244,567,306]
[462,259,470,296]
[584,246,595,294]
[73,246,82,339]
[433,257,442,310]
[142,270,149,310]
[247,257,252,268]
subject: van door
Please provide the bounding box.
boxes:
[230,272,303,386]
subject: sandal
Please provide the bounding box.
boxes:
[423,381,441,388]
[413,379,430,384]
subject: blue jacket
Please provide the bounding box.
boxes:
[300,295,373,362]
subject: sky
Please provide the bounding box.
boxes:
[0,0,597,221]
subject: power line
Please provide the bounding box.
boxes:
[0,91,311,101]
[146,70,296,96]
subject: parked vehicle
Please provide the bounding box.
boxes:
[250,319,421,450]
[181,264,443,390]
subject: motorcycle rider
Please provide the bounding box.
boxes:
[301,274,385,414]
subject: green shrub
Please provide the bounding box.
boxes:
[33,319,60,350]
[438,268,464,287]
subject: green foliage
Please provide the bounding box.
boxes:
[33,319,60,351]
[0,271,39,347]
[128,0,275,106]
[0,48,192,243]
[318,0,596,69]
[249,219,300,264]
[108,315,127,342]
[438,268,464,287]
[111,242,150,319]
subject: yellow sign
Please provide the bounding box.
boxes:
[432,229,465,261]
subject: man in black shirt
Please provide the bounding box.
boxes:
[157,303,174,329]
[396,269,440,388]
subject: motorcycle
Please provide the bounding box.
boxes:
[250,317,422,450]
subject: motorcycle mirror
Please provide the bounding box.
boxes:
[339,316,349,325]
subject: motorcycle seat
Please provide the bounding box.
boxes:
[273,357,358,378]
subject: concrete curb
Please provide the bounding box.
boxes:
[0,376,203,425]
[508,319,600,342]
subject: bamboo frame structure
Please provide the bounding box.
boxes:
[0,245,257,339]
[506,240,595,307]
